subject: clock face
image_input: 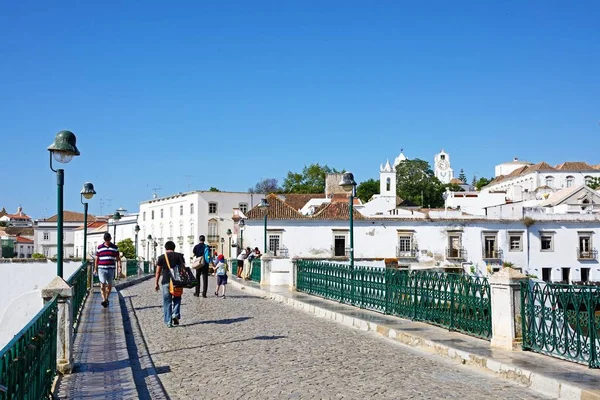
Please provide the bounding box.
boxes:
[438,159,449,170]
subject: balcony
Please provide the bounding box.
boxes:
[207,235,220,243]
[396,247,418,259]
[576,248,598,261]
[268,245,289,258]
[446,248,467,260]
[482,249,503,260]
[331,246,351,258]
[187,235,195,244]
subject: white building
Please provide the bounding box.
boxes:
[137,191,265,261]
[434,149,454,184]
[73,221,107,261]
[15,236,34,258]
[34,211,96,258]
[0,206,32,227]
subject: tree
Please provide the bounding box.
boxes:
[249,178,281,194]
[0,221,7,227]
[587,177,600,190]
[356,179,380,203]
[117,238,136,259]
[395,159,445,208]
[446,183,465,192]
[282,163,343,193]
[458,169,467,183]
[475,177,492,191]
[471,175,477,186]
[209,187,220,192]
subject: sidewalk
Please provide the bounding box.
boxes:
[229,278,600,400]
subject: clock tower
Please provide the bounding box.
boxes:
[434,149,454,184]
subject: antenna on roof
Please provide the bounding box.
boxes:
[184,175,195,190]
[151,187,162,199]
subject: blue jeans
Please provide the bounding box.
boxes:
[161,284,181,325]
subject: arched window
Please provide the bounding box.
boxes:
[566,176,574,188]
[386,177,391,192]
[545,176,554,188]
[585,176,593,186]
[239,203,248,214]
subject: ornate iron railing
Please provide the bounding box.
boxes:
[396,248,418,259]
[296,261,491,339]
[577,248,598,260]
[521,281,600,368]
[126,260,138,277]
[143,261,150,274]
[0,295,58,399]
[250,259,261,282]
[446,248,467,260]
[482,249,503,259]
[67,262,89,331]
[229,259,238,277]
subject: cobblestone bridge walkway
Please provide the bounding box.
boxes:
[119,278,550,400]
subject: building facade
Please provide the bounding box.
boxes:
[34,211,96,258]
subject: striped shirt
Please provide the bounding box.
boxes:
[97,242,119,268]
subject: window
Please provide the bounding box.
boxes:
[43,232,49,240]
[209,202,217,214]
[190,204,194,214]
[447,234,463,258]
[208,220,218,238]
[386,177,391,192]
[169,223,173,238]
[160,209,164,218]
[545,176,554,188]
[239,203,248,214]
[566,176,574,188]
[180,205,183,216]
[333,234,347,256]
[190,222,195,237]
[268,234,281,255]
[540,234,553,251]
[179,223,183,237]
[561,267,570,283]
[483,233,497,258]
[581,268,590,282]
[578,233,593,258]
[509,232,523,252]
[585,176,593,186]
[151,210,154,220]
[143,212,146,221]
[398,235,412,252]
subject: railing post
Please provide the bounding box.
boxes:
[587,289,599,368]
[291,256,299,291]
[41,276,74,374]
[260,254,272,286]
[489,267,528,350]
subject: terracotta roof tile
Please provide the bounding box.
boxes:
[311,202,365,220]
[5,213,31,220]
[16,236,33,244]
[449,178,464,185]
[485,162,557,187]
[555,161,595,171]
[281,193,326,210]
[44,211,97,223]
[246,194,306,220]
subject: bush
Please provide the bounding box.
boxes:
[32,253,46,259]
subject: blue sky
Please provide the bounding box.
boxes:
[1,1,599,219]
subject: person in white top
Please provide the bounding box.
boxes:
[236,249,246,278]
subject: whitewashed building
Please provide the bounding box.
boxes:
[73,222,107,261]
[34,211,96,258]
[0,206,33,227]
[137,191,265,261]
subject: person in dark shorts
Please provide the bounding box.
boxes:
[214,254,229,298]
[236,248,246,278]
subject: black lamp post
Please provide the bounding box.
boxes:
[226,229,232,258]
[112,211,121,243]
[48,130,81,279]
[147,234,152,262]
[339,172,357,269]
[220,237,225,254]
[259,198,270,254]
[239,219,245,250]
[134,224,140,260]
[80,182,96,264]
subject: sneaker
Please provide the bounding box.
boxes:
[202,294,207,298]
[167,322,173,328]
[172,317,179,326]
[214,291,218,296]
[222,295,226,299]
[101,301,108,308]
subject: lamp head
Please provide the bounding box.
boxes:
[259,198,270,209]
[226,229,232,236]
[239,219,245,229]
[147,234,153,240]
[80,182,96,200]
[339,172,357,191]
[221,237,225,243]
[135,224,140,233]
[112,211,121,221]
[48,130,80,164]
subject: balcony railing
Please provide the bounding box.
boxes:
[446,248,467,260]
[207,235,219,243]
[330,246,351,257]
[482,249,503,260]
[576,248,598,260]
[268,245,289,258]
[396,248,418,259]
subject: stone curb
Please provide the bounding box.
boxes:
[114,274,154,291]
[228,280,600,400]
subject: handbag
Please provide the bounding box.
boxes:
[165,252,198,292]
[191,244,207,270]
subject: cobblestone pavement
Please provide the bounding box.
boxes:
[122,278,551,400]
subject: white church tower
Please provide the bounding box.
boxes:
[379,160,396,198]
[434,149,454,184]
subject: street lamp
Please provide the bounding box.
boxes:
[80,182,96,287]
[112,211,122,243]
[134,224,140,260]
[153,240,158,263]
[146,234,152,263]
[339,172,357,269]
[48,130,81,278]
[239,219,245,250]
[443,188,451,216]
[259,198,270,254]
[226,229,232,258]
[220,237,225,254]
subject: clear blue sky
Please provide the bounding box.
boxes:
[1,1,599,219]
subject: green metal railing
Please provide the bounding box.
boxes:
[521,281,600,368]
[250,259,261,282]
[143,261,150,274]
[297,261,492,339]
[126,260,138,277]
[67,262,90,330]
[229,259,238,277]
[0,295,58,400]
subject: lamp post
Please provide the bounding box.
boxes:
[339,172,357,269]
[80,182,96,287]
[226,229,232,258]
[48,130,81,278]
[220,237,225,254]
[147,235,152,263]
[153,240,158,263]
[112,211,121,243]
[239,219,245,250]
[134,224,140,260]
[259,198,270,254]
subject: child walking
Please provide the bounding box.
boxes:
[214,254,229,298]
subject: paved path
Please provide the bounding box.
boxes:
[122,278,551,400]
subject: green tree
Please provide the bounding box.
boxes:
[356,178,380,203]
[471,175,477,186]
[446,183,465,192]
[117,238,136,259]
[249,178,281,194]
[458,169,467,183]
[0,221,7,227]
[395,159,445,208]
[209,187,220,192]
[475,177,492,191]
[587,177,600,190]
[282,163,343,193]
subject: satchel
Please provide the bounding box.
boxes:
[191,244,207,270]
[165,252,198,291]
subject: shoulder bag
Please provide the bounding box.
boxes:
[165,252,198,293]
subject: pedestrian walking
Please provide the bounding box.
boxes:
[192,235,211,297]
[155,241,185,327]
[94,232,121,308]
[214,254,228,298]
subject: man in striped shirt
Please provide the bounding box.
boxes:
[94,232,122,308]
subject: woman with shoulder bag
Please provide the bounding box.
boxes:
[155,241,185,327]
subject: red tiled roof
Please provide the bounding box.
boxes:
[45,211,97,223]
[311,202,364,220]
[16,236,33,244]
[75,221,107,230]
[5,213,31,220]
[449,178,464,185]
[281,193,326,210]
[486,162,560,187]
[246,194,306,220]
[555,161,596,171]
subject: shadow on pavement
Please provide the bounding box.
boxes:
[151,335,287,356]
[181,316,253,327]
